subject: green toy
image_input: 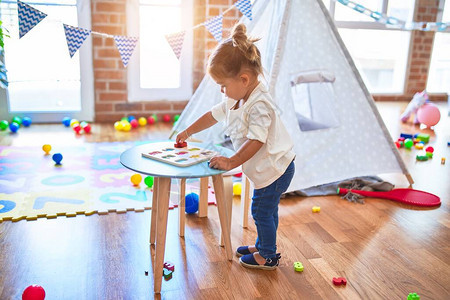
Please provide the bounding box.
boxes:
[293,261,304,272]
[163,268,173,281]
[416,133,430,144]
[407,292,420,300]
[426,152,433,158]
[404,138,413,149]
[174,114,180,122]
[12,116,22,126]
[416,154,428,161]
[144,176,154,188]
[0,120,8,130]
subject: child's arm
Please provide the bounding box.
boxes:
[209,139,263,170]
[176,111,218,143]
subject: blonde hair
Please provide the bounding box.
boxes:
[207,23,262,79]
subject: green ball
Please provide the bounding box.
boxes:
[174,114,180,122]
[12,116,22,125]
[0,120,8,131]
[152,114,158,122]
[121,117,128,121]
[144,176,154,188]
[404,138,413,149]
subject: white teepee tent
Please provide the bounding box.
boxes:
[171,0,413,192]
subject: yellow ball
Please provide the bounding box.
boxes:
[233,182,242,196]
[42,144,51,154]
[70,119,79,127]
[131,174,142,186]
[138,117,147,126]
[122,122,131,132]
[114,121,123,131]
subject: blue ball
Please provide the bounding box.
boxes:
[62,117,71,127]
[128,115,136,122]
[22,117,32,127]
[52,153,63,165]
[9,122,19,133]
[185,193,199,214]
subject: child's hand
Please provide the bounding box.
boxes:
[176,130,189,144]
[209,156,233,171]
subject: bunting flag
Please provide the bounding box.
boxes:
[204,15,223,42]
[63,24,91,58]
[18,0,48,38]
[234,0,253,21]
[165,31,186,60]
[113,35,139,67]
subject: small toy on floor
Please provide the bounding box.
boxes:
[174,141,187,148]
[22,284,46,300]
[407,292,420,300]
[332,277,347,286]
[312,206,320,213]
[293,262,304,272]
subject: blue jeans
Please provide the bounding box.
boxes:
[251,160,295,259]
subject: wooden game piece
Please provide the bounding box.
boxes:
[312,206,320,213]
[332,277,347,286]
[174,141,187,148]
[293,262,304,272]
[163,261,175,272]
[163,267,173,280]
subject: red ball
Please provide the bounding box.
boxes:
[130,119,139,128]
[425,146,434,153]
[22,285,45,300]
[163,114,171,122]
[82,124,91,133]
[147,116,155,125]
[73,124,82,134]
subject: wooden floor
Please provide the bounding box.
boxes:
[0,102,449,299]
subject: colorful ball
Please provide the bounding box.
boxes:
[425,146,434,153]
[152,114,158,122]
[22,117,32,127]
[42,144,51,155]
[185,193,199,214]
[147,116,156,125]
[62,117,71,127]
[114,121,123,131]
[131,174,142,186]
[144,176,154,188]
[174,114,180,122]
[0,120,9,131]
[138,117,147,126]
[52,153,63,165]
[233,182,242,196]
[130,119,139,129]
[122,122,132,132]
[22,284,46,300]
[404,138,413,149]
[73,124,82,134]
[128,115,136,122]
[70,119,79,127]
[163,114,171,122]
[417,103,441,127]
[82,123,91,133]
[121,117,128,122]
[9,122,20,133]
[12,116,22,126]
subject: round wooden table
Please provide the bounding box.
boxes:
[120,141,235,294]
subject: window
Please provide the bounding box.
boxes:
[0,0,94,122]
[127,0,193,101]
[326,0,415,93]
[427,0,450,93]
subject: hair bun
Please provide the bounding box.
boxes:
[230,23,260,63]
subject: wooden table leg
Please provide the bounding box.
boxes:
[198,177,209,217]
[179,178,186,237]
[212,174,232,260]
[154,177,171,294]
[149,177,159,244]
[240,175,251,228]
[219,175,233,246]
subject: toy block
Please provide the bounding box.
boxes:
[416,155,428,161]
[293,262,304,272]
[163,261,175,272]
[414,143,424,150]
[407,292,420,300]
[145,271,148,276]
[400,133,413,139]
[163,269,173,281]
[426,152,433,158]
[416,133,430,144]
[332,277,347,286]
[312,206,320,213]
[441,157,446,164]
[174,141,187,148]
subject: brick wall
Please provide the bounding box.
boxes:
[91,0,445,122]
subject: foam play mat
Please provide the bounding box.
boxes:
[0,142,217,222]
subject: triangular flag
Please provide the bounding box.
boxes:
[63,24,91,58]
[17,0,48,38]
[165,31,186,60]
[113,35,139,67]
[234,0,253,21]
[204,15,223,42]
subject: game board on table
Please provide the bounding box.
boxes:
[141,142,218,167]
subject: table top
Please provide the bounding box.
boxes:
[120,140,235,178]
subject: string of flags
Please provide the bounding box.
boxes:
[334,0,450,32]
[15,0,448,68]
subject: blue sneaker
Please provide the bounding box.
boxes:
[239,253,281,270]
[236,246,253,257]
